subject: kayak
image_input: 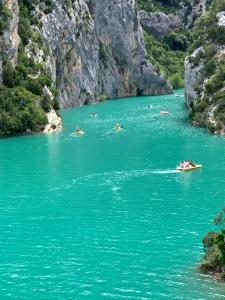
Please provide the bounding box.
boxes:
[90,113,98,118]
[114,127,123,131]
[74,130,85,136]
[145,105,153,110]
[160,111,169,115]
[176,164,202,171]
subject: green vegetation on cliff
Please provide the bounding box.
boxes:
[138,0,190,13]
[144,30,189,89]
[188,0,225,133]
[200,208,225,280]
[0,0,58,137]
[138,0,190,89]
[0,3,12,34]
[190,0,225,51]
[0,87,47,136]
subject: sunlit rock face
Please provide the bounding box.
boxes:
[40,0,172,108]
[217,12,225,27]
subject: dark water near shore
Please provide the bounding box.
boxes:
[1,90,225,299]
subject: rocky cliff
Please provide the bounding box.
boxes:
[0,0,173,136]
[0,0,19,76]
[40,0,172,109]
[185,0,225,134]
[137,0,190,90]
[139,10,181,38]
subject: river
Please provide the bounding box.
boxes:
[1,90,225,299]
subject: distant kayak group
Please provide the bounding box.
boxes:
[74,122,124,136]
[73,106,202,171]
[145,105,169,115]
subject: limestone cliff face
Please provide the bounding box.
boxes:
[0,0,172,137]
[184,0,213,107]
[40,0,172,109]
[139,10,181,38]
[184,0,211,107]
[0,0,20,83]
[185,47,203,109]
[185,0,225,134]
[186,0,212,28]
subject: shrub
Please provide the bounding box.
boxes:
[44,0,54,14]
[0,4,12,34]
[37,74,52,87]
[25,78,43,95]
[169,73,184,89]
[193,100,207,113]
[100,95,107,102]
[2,62,23,88]
[205,80,215,94]
[137,0,185,13]
[99,45,108,66]
[40,93,52,112]
[204,60,216,77]
[200,208,225,277]
[0,86,47,136]
[216,113,225,124]
[191,112,206,126]
[18,2,31,45]
[144,31,186,89]
[164,31,189,51]
[52,99,60,110]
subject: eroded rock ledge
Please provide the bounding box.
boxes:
[139,10,181,39]
[43,109,62,134]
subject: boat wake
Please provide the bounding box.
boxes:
[152,170,181,174]
[49,168,180,192]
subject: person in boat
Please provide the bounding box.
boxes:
[188,160,195,167]
[75,127,83,135]
[180,161,187,168]
[180,160,195,169]
[90,112,97,118]
[114,123,122,130]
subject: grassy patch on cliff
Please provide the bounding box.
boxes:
[144,31,189,89]
[138,0,190,13]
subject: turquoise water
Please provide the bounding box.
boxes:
[1,90,225,299]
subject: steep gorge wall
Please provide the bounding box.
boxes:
[40,0,172,108]
[0,0,173,136]
[185,0,225,134]
[0,0,20,81]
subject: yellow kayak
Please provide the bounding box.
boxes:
[75,130,85,136]
[114,127,122,131]
[176,164,202,171]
